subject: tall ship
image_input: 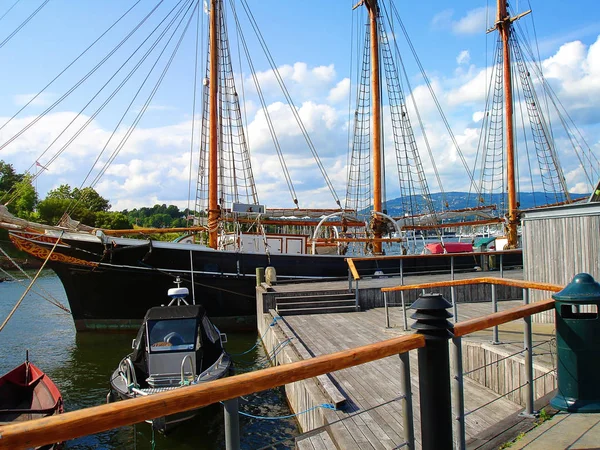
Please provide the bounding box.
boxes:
[0,0,595,331]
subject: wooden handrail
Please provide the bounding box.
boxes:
[381,277,564,293]
[453,298,555,337]
[345,258,360,281]
[0,334,425,448]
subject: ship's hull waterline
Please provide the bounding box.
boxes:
[9,231,523,332]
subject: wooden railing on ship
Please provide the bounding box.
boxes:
[0,278,559,449]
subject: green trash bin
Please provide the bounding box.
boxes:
[550,273,600,412]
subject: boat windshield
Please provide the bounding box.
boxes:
[147,318,197,352]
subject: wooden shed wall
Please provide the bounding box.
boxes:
[522,205,600,322]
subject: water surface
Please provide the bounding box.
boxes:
[0,272,298,449]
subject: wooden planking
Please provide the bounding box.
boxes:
[271,309,346,408]
[278,305,533,448]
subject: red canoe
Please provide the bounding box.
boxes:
[0,358,63,448]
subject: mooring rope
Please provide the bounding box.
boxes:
[0,232,64,332]
[221,401,336,421]
[228,317,281,357]
[0,266,70,313]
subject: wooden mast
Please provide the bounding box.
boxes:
[207,0,220,249]
[365,0,383,254]
[497,0,518,248]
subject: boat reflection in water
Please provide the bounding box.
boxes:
[108,281,232,433]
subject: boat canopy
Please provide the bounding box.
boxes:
[473,236,497,248]
[131,304,222,378]
[143,304,206,322]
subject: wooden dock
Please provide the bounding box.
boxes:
[257,271,558,449]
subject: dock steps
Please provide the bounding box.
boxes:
[275,292,357,316]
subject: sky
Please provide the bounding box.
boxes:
[0,0,599,212]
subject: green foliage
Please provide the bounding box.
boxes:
[0,161,24,192]
[46,185,110,212]
[125,204,190,228]
[6,175,38,219]
[36,197,71,225]
[0,160,193,233]
[38,184,111,226]
[94,211,132,230]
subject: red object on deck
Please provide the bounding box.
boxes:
[424,242,473,254]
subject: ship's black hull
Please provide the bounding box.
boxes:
[10,231,523,331]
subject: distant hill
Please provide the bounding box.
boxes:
[381,191,590,216]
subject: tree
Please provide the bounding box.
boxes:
[4,175,38,219]
[37,197,71,225]
[12,175,38,218]
[73,187,110,212]
[145,213,172,228]
[94,211,132,230]
[0,161,23,192]
[38,184,111,226]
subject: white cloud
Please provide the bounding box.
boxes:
[328,78,350,104]
[457,50,470,65]
[431,10,453,29]
[13,92,56,107]
[452,8,487,35]
[431,8,488,35]
[3,32,600,213]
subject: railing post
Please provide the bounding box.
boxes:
[451,336,466,450]
[401,259,408,331]
[224,398,240,450]
[348,268,352,291]
[492,284,500,344]
[399,352,415,450]
[384,291,390,328]
[522,287,535,417]
[412,294,454,450]
[355,278,359,308]
[256,267,265,286]
[500,253,504,278]
[451,256,458,323]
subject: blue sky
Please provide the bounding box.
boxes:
[1,0,599,211]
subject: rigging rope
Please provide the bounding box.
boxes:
[0,247,70,313]
[238,0,342,208]
[0,0,51,50]
[0,0,167,154]
[0,0,22,24]
[67,0,198,218]
[186,4,202,227]
[389,3,482,200]
[0,231,64,333]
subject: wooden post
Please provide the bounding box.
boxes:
[208,0,220,249]
[365,0,383,254]
[497,0,518,248]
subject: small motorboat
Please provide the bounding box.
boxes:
[0,352,63,449]
[108,279,232,432]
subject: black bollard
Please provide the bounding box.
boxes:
[411,293,454,450]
